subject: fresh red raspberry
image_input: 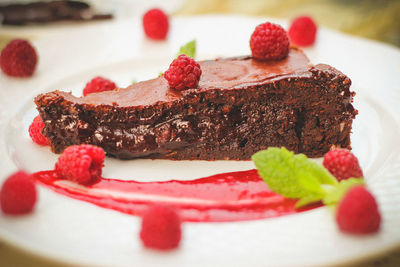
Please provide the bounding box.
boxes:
[164,54,202,90]
[83,76,117,96]
[140,205,182,250]
[1,171,37,215]
[336,186,381,234]
[55,144,105,185]
[142,8,169,40]
[0,39,38,77]
[323,149,363,181]
[250,22,289,60]
[28,115,50,146]
[288,16,317,47]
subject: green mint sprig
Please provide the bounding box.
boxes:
[177,39,196,58]
[252,147,364,209]
[322,178,365,205]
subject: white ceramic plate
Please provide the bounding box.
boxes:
[0,15,400,267]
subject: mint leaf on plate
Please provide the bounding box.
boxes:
[252,147,365,209]
[295,153,338,186]
[252,147,308,198]
[177,39,196,58]
[252,147,336,199]
[323,178,365,206]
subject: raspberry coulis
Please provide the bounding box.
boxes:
[33,169,319,222]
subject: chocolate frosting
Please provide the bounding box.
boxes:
[60,47,310,107]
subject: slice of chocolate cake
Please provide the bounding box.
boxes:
[35,47,357,160]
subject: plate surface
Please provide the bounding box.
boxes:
[0,15,400,267]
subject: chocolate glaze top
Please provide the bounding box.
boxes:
[59,47,311,107]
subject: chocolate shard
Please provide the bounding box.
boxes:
[0,0,112,25]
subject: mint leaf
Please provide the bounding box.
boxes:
[295,153,338,186]
[252,147,336,199]
[323,178,364,206]
[252,147,308,198]
[295,194,324,209]
[177,39,196,58]
[252,147,364,210]
[159,71,163,77]
[297,171,325,195]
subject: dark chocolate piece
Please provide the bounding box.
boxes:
[35,48,357,160]
[0,1,112,25]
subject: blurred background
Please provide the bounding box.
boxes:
[178,0,400,47]
[0,0,399,48]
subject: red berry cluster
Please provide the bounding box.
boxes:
[336,186,381,234]
[55,144,105,185]
[323,149,380,234]
[164,54,202,90]
[250,22,289,60]
[0,39,38,77]
[142,8,169,40]
[323,149,363,181]
[83,76,117,96]
[29,115,50,146]
[140,205,182,250]
[288,16,317,47]
[0,171,37,215]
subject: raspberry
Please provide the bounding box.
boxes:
[142,8,169,40]
[28,115,49,146]
[140,205,182,250]
[83,76,117,96]
[323,149,363,181]
[1,171,37,215]
[164,54,202,90]
[0,39,38,77]
[55,144,105,185]
[288,16,317,47]
[336,186,381,234]
[250,22,289,60]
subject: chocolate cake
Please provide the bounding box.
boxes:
[35,47,357,160]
